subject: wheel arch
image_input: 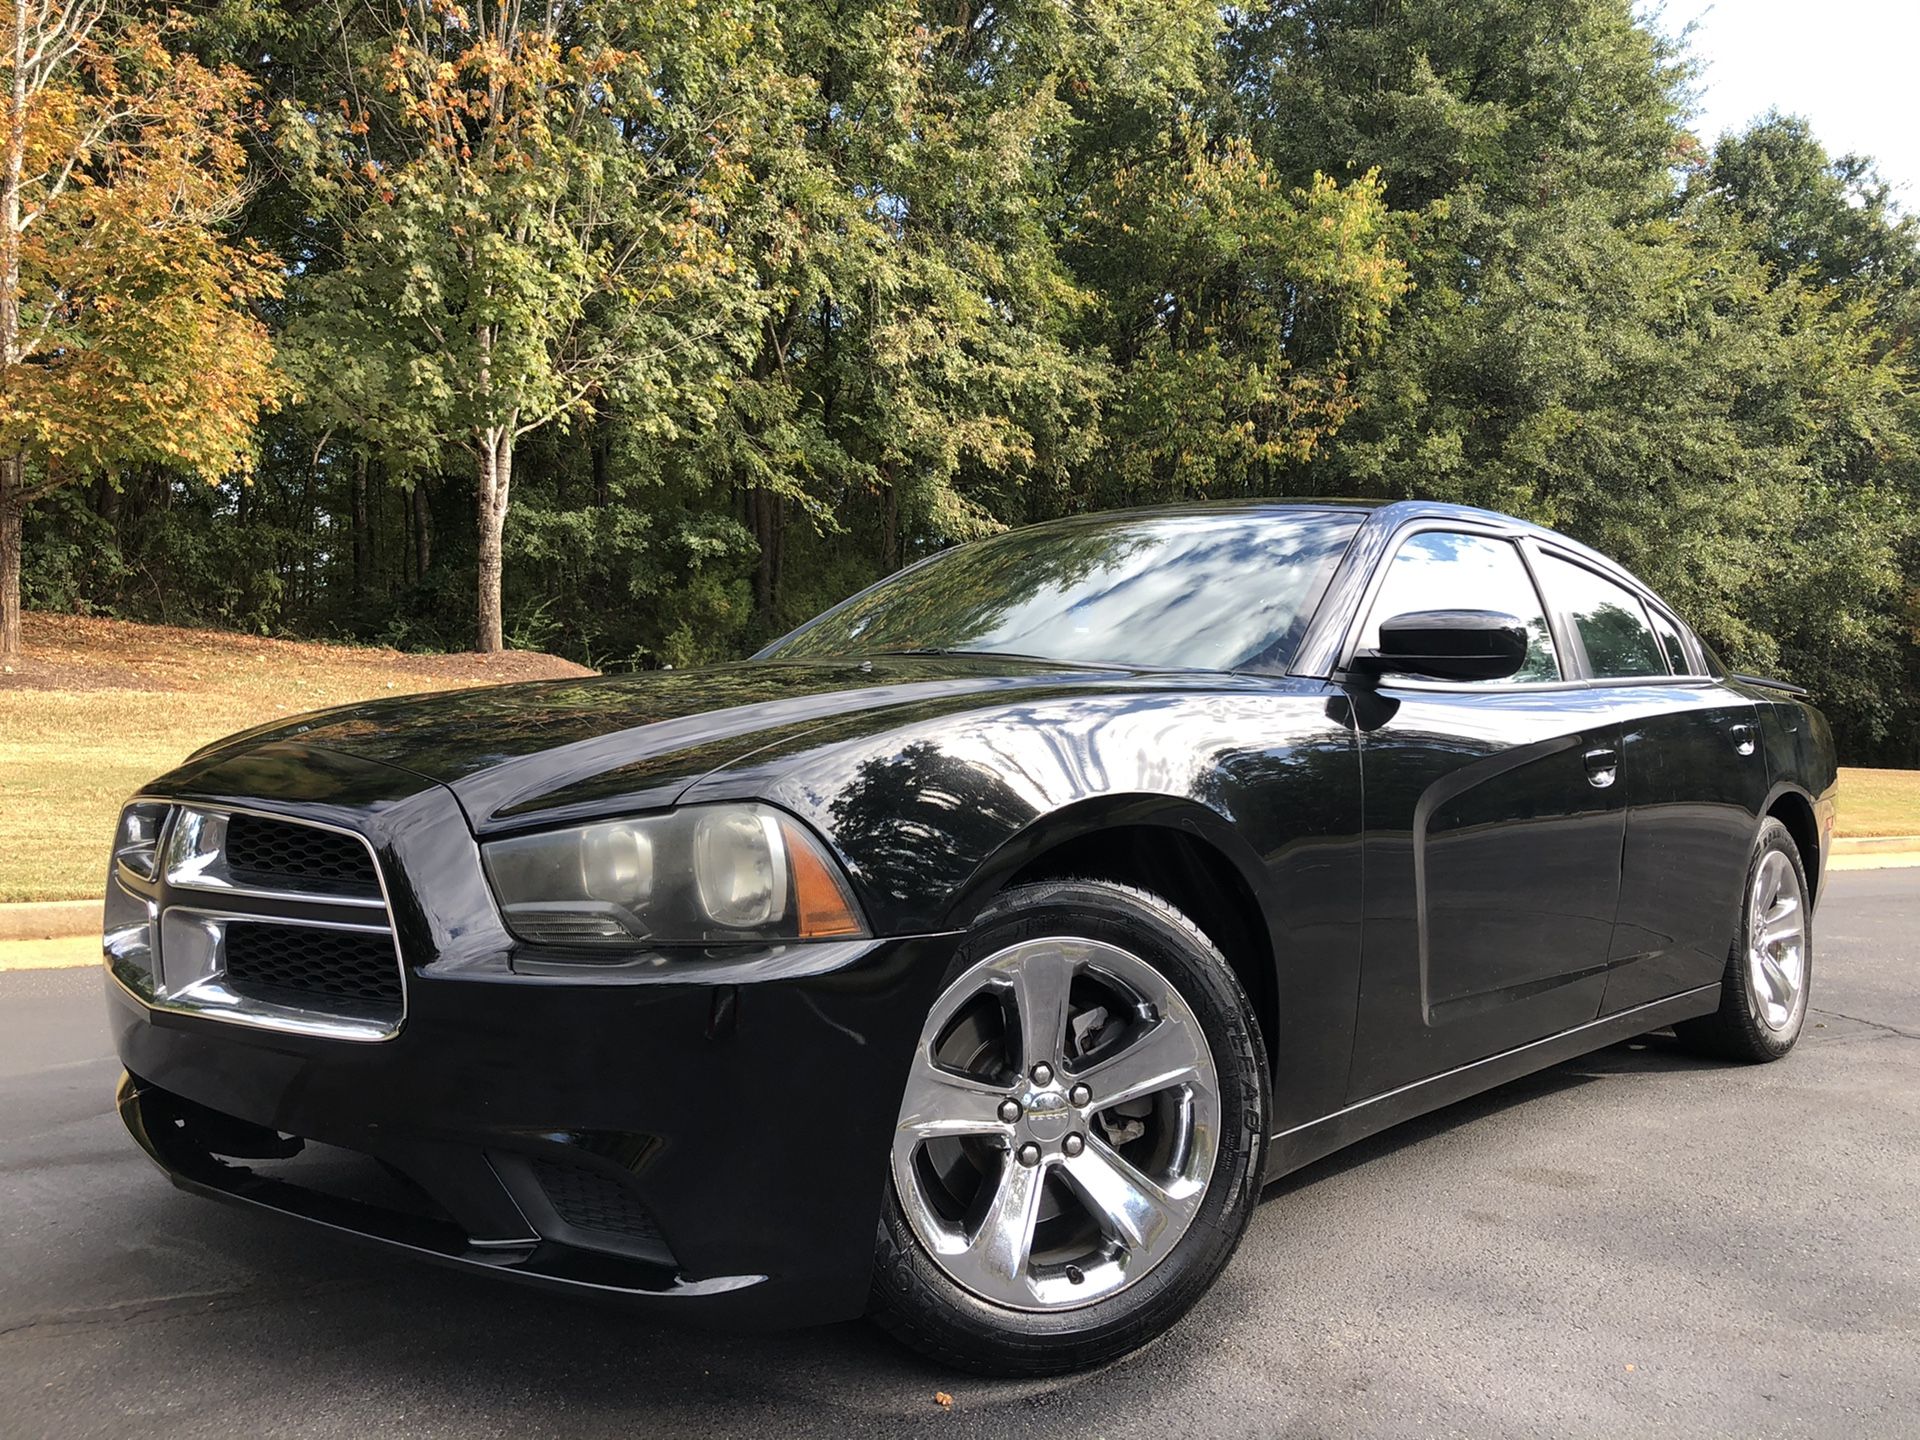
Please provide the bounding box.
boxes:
[1763,783,1822,902]
[944,796,1281,1079]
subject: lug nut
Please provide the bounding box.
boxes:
[1063,1132,1085,1157]
[1017,1142,1042,1167]
[998,1099,1022,1123]
[1030,1062,1054,1086]
[1068,1083,1091,1107]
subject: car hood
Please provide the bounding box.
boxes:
[190,656,1131,833]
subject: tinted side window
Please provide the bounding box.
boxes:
[1360,532,1560,683]
[1536,554,1667,678]
[1647,607,1691,675]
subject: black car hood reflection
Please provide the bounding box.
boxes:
[199,655,1141,832]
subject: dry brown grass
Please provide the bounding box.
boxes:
[2,614,592,902]
[0,935,101,970]
[1832,767,1920,840]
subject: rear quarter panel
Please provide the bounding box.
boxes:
[1753,690,1838,895]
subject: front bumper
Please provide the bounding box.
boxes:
[109,930,957,1326]
[108,741,960,1327]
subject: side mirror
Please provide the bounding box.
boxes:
[1351,609,1530,683]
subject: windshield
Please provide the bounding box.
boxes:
[764,509,1362,672]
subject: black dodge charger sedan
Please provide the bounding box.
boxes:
[103,499,1835,1374]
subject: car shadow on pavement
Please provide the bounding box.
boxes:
[93,1168,1185,1434]
[1262,1030,1725,1203]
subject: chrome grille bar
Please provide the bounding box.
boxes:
[105,801,407,1043]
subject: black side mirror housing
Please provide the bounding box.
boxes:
[1350,609,1530,683]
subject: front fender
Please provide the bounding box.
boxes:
[686,682,1355,933]
[684,682,1367,1130]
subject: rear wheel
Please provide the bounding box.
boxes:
[870,879,1268,1375]
[1677,817,1812,1062]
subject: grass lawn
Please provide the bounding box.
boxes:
[1,614,591,903]
[1833,767,1920,840]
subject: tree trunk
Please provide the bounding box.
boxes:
[413,479,432,578]
[591,407,611,508]
[399,478,414,585]
[365,456,381,583]
[0,455,22,660]
[1,10,25,659]
[750,487,785,619]
[880,473,900,573]
[351,451,370,601]
[475,428,512,652]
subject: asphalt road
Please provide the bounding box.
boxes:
[3,871,1916,1440]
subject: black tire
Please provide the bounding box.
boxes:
[870,878,1269,1376]
[1676,818,1813,1063]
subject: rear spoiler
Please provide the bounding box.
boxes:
[1732,672,1810,698]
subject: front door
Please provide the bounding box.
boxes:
[1344,528,1623,1099]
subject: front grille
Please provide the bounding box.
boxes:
[225,922,404,1014]
[223,812,381,898]
[107,800,407,1041]
[530,1158,666,1246]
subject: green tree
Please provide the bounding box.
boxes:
[11,0,1919,768]
[282,0,773,651]
[1701,113,1920,302]
[688,0,1115,629]
[1068,138,1405,505]
[1220,0,1919,753]
[1689,113,1920,752]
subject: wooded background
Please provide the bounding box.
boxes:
[7,0,1918,762]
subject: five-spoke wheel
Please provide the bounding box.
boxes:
[1679,817,1814,1062]
[1746,848,1807,1033]
[871,879,1267,1375]
[890,936,1220,1311]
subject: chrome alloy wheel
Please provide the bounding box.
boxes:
[1747,848,1808,1032]
[889,937,1221,1312]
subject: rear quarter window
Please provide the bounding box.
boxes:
[1647,607,1692,676]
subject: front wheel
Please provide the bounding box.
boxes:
[1677,817,1813,1062]
[870,879,1268,1376]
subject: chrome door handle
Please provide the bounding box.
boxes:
[1729,722,1758,757]
[1583,747,1618,789]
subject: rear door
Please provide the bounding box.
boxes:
[1527,549,1767,1013]
[1343,527,1624,1100]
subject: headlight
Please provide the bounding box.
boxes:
[482,803,866,946]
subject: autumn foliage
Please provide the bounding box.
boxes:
[0,3,277,656]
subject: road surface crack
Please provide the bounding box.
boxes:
[0,1279,379,1343]
[1809,1007,1920,1042]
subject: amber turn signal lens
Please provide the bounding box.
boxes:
[781,819,865,937]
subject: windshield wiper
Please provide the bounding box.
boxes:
[864,648,1138,672]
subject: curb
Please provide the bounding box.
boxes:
[0,899,102,942]
[1831,835,1920,855]
[0,936,99,972]
[1828,852,1920,872]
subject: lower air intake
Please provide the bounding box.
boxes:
[530,1157,667,1247]
[224,922,404,1014]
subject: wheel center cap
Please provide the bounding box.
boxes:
[1023,1088,1071,1140]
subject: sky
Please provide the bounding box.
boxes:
[1657,0,1920,206]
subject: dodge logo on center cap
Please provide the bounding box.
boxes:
[1023,1090,1071,1139]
